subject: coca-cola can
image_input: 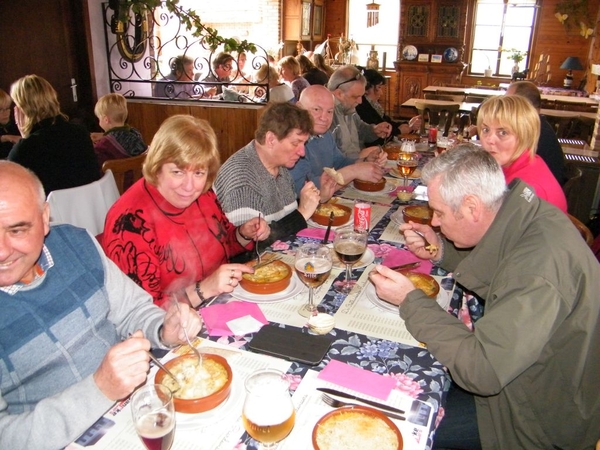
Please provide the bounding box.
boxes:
[428,126,438,144]
[354,202,371,232]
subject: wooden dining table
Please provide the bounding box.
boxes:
[68,156,461,450]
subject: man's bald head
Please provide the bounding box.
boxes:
[298,85,335,135]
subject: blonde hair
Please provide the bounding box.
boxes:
[0,88,11,108]
[477,95,540,162]
[255,63,279,85]
[10,75,66,138]
[94,93,128,124]
[278,56,301,77]
[143,115,220,191]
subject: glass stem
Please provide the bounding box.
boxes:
[308,286,314,311]
[345,263,352,284]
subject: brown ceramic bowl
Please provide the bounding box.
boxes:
[402,205,433,225]
[311,203,352,227]
[353,178,386,192]
[383,142,402,160]
[312,405,403,450]
[154,353,232,414]
[240,260,292,294]
[401,271,440,298]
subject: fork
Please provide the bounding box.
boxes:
[172,295,203,366]
[321,393,405,421]
[255,212,262,264]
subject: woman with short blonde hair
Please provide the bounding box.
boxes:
[103,114,270,308]
[477,95,566,212]
[278,56,310,102]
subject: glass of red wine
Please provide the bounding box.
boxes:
[131,384,175,450]
[333,228,368,294]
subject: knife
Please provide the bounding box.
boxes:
[322,211,335,244]
[317,387,405,415]
[253,255,283,270]
[389,261,421,272]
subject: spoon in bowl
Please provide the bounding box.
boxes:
[172,294,203,367]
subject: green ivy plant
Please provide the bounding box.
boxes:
[112,0,257,53]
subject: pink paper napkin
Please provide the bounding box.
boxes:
[318,359,396,400]
[382,248,433,275]
[200,302,268,336]
[296,227,336,241]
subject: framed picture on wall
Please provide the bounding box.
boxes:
[301,2,311,38]
[418,54,429,62]
[313,4,323,38]
[431,54,442,63]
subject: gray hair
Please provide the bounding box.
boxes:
[327,65,366,92]
[421,143,507,213]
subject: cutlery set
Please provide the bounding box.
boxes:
[317,387,406,421]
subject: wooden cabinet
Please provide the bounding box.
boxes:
[282,0,325,55]
[394,0,469,117]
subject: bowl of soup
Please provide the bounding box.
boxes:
[402,205,433,225]
[353,178,386,192]
[240,260,292,295]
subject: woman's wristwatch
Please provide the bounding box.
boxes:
[238,228,253,241]
[195,281,207,304]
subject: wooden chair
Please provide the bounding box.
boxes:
[424,93,456,102]
[414,100,461,137]
[436,90,466,103]
[102,152,147,195]
[568,213,594,247]
[464,95,486,104]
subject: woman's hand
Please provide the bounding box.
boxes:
[298,180,321,220]
[161,301,202,346]
[193,264,255,301]
[238,217,270,242]
[399,223,441,261]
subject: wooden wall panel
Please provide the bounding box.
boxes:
[126,101,264,163]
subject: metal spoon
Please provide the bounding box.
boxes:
[147,351,181,392]
[172,295,203,367]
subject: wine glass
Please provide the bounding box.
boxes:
[242,369,296,449]
[295,243,333,317]
[397,151,418,187]
[131,384,175,450]
[333,228,368,294]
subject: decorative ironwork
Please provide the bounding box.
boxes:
[102,2,271,104]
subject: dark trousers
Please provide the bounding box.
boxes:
[433,382,482,450]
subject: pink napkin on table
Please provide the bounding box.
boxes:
[200,302,268,337]
[382,248,433,275]
[296,227,336,242]
[318,359,396,400]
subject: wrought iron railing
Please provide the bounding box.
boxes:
[101,2,271,104]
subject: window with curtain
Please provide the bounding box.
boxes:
[470,0,538,76]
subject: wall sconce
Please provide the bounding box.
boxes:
[560,56,584,88]
[591,64,600,94]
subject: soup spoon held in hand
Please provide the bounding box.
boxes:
[172,294,203,367]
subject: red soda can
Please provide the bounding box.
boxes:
[428,126,438,145]
[354,202,371,232]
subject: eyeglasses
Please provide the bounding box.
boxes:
[332,71,365,90]
[222,64,232,71]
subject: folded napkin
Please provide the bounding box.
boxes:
[381,248,433,275]
[318,359,396,400]
[296,227,336,242]
[200,302,268,337]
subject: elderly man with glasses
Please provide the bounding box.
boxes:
[327,65,392,160]
[202,52,235,96]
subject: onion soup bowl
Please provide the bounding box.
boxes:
[353,178,386,192]
[311,203,352,227]
[240,259,293,295]
[155,353,233,414]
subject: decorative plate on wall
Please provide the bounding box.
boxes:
[443,47,459,63]
[402,45,418,61]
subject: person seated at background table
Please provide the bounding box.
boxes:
[477,95,567,213]
[327,65,391,160]
[311,53,334,78]
[214,102,320,247]
[202,52,234,96]
[153,54,205,99]
[230,51,250,94]
[504,81,566,186]
[0,88,20,159]
[278,55,310,102]
[8,74,100,194]
[0,160,201,449]
[253,63,294,103]
[296,54,329,86]
[91,93,147,169]
[355,69,422,146]
[369,144,600,450]
[290,85,387,201]
[102,115,269,308]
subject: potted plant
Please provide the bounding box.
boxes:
[504,48,528,74]
[484,55,493,77]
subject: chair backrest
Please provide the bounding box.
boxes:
[567,213,594,247]
[47,170,120,237]
[102,152,147,195]
[414,100,461,136]
[424,93,455,102]
[464,95,486,104]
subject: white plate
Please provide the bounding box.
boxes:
[365,282,451,314]
[402,45,418,61]
[175,375,244,431]
[331,247,375,270]
[351,182,396,196]
[389,208,406,227]
[388,167,422,180]
[443,47,459,63]
[230,274,305,303]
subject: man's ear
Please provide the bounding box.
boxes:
[462,194,482,222]
[42,202,50,236]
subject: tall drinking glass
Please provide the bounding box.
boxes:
[397,151,418,187]
[242,369,296,449]
[333,228,367,294]
[295,243,333,317]
[131,384,175,450]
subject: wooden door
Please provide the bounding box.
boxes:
[0,0,95,129]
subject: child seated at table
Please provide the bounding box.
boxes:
[91,93,147,168]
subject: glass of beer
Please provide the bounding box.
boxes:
[397,151,418,187]
[295,243,333,317]
[242,369,296,449]
[436,136,449,155]
[131,384,175,450]
[334,228,368,294]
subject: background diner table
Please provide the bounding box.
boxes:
[69,148,467,450]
